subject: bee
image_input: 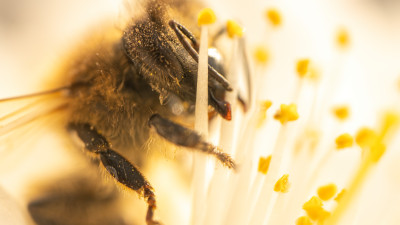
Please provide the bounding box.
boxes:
[0,0,246,224]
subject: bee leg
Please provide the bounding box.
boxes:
[148,114,236,170]
[68,123,162,225]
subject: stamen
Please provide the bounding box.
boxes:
[302,196,330,222]
[191,8,216,225]
[317,183,338,201]
[265,8,282,27]
[274,174,290,193]
[226,20,244,38]
[335,133,353,149]
[274,103,299,125]
[336,27,350,49]
[355,127,377,149]
[197,8,216,26]
[254,46,269,66]
[332,105,350,121]
[296,58,311,78]
[258,155,272,174]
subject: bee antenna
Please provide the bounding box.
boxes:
[168,20,233,92]
[0,86,70,103]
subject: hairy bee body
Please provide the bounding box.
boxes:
[18,0,233,224]
[63,0,208,160]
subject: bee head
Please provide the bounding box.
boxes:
[122,2,232,119]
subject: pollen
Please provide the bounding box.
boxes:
[332,105,349,121]
[274,103,299,125]
[197,8,216,26]
[254,46,269,65]
[296,58,310,78]
[336,27,350,48]
[334,189,346,202]
[258,155,272,174]
[226,20,244,38]
[274,174,290,193]
[266,8,282,27]
[335,133,353,149]
[355,127,377,149]
[302,196,330,221]
[296,216,313,225]
[317,183,338,201]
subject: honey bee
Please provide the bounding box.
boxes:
[0,0,244,224]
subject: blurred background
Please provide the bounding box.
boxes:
[0,0,399,224]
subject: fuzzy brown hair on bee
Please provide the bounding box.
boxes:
[0,0,239,224]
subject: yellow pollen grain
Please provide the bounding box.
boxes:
[266,8,282,26]
[254,46,269,65]
[355,127,377,149]
[274,103,299,125]
[197,8,216,26]
[296,216,313,225]
[258,155,272,174]
[332,105,349,121]
[317,183,338,201]
[334,189,346,202]
[303,196,328,221]
[335,133,353,149]
[274,174,290,193]
[296,58,310,78]
[257,100,272,128]
[336,28,350,49]
[226,20,244,38]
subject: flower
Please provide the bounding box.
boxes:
[1,0,400,225]
[189,1,400,225]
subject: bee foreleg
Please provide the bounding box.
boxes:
[148,114,236,170]
[68,123,162,225]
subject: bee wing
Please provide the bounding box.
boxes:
[0,88,68,135]
[0,88,69,169]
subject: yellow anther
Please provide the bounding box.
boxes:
[303,196,323,210]
[355,127,377,149]
[274,174,290,193]
[380,111,400,139]
[335,133,353,149]
[265,8,282,27]
[303,196,327,221]
[226,20,244,38]
[274,103,299,125]
[317,183,338,201]
[258,155,272,174]
[336,27,350,49]
[296,216,313,225]
[334,189,346,202]
[296,58,310,78]
[197,8,216,26]
[332,105,350,121]
[254,46,269,65]
[257,100,272,128]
